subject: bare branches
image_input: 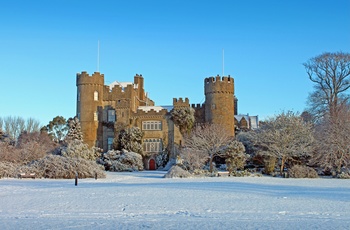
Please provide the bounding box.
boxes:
[311,105,350,174]
[183,123,233,172]
[304,52,350,119]
[0,116,41,141]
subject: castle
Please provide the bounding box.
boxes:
[76,72,257,169]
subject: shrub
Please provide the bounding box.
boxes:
[337,172,350,179]
[98,150,144,172]
[288,165,318,178]
[0,161,19,178]
[17,155,106,179]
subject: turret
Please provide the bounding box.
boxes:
[76,71,104,147]
[204,75,235,136]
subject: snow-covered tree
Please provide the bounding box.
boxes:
[117,127,143,155]
[224,140,248,173]
[171,107,195,134]
[65,116,83,142]
[60,139,100,161]
[252,111,314,175]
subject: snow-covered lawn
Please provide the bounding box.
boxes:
[1,171,350,229]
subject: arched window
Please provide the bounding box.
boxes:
[94,91,99,101]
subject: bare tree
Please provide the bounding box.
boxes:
[311,105,350,174]
[304,52,350,120]
[252,111,314,175]
[180,149,208,171]
[183,123,233,172]
[25,118,41,133]
[0,116,41,141]
[0,117,3,130]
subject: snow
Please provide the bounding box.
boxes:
[1,171,350,229]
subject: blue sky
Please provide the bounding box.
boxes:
[1,0,349,126]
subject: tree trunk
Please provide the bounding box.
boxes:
[209,156,213,173]
[280,157,286,176]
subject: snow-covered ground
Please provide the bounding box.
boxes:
[1,171,350,230]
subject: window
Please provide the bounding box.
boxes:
[77,113,80,120]
[94,111,98,121]
[77,92,80,102]
[107,137,114,150]
[142,121,162,130]
[143,138,162,152]
[94,91,99,101]
[108,110,116,122]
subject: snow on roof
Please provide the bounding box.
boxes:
[109,81,137,90]
[138,106,167,112]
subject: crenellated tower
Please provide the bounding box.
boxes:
[76,71,104,147]
[204,75,235,136]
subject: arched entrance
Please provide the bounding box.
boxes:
[149,159,156,170]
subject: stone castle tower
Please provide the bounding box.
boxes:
[204,75,235,136]
[76,72,104,147]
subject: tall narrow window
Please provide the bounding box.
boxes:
[94,91,99,101]
[108,110,116,122]
[94,111,98,121]
[107,137,114,150]
[77,92,80,102]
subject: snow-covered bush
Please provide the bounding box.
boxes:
[288,165,318,178]
[60,139,100,161]
[0,161,19,178]
[98,150,144,172]
[17,155,106,179]
[164,165,191,178]
[337,172,350,179]
[224,140,248,173]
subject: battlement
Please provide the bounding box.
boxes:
[173,98,190,107]
[191,103,204,109]
[133,106,168,117]
[204,74,234,95]
[204,74,233,84]
[76,71,104,86]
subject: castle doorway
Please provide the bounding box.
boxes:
[149,159,156,170]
